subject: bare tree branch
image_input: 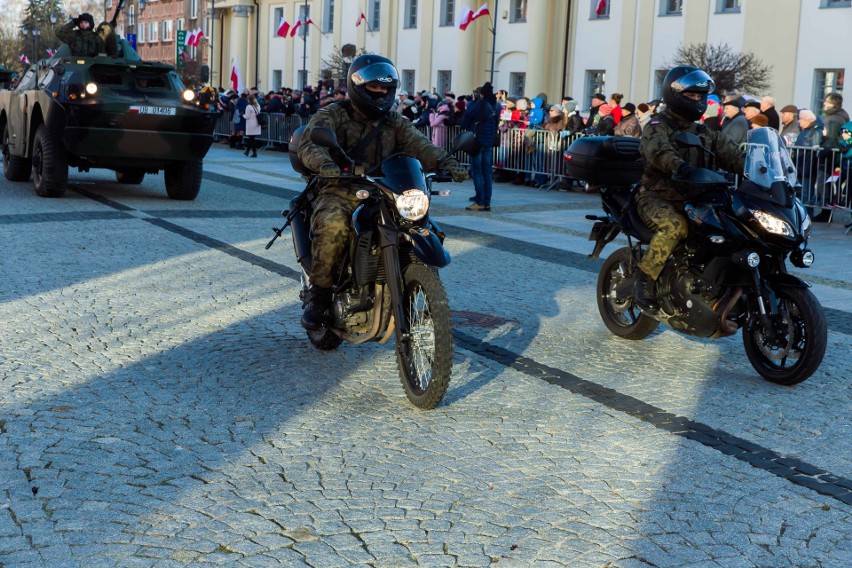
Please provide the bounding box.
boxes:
[668,42,773,96]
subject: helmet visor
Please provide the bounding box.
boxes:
[350,61,400,88]
[671,69,715,95]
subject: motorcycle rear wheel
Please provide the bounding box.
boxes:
[396,263,453,409]
[742,286,827,385]
[596,247,659,340]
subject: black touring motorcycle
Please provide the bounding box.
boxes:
[567,128,827,385]
[268,127,475,409]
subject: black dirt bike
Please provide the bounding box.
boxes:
[267,127,475,408]
[566,128,827,385]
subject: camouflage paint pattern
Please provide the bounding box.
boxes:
[309,188,362,289]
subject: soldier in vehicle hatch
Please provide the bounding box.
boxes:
[55,13,105,57]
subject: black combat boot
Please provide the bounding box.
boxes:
[301,287,333,331]
[633,269,659,312]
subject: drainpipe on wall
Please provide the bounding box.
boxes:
[253,0,259,88]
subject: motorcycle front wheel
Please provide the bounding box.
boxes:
[742,286,827,385]
[596,247,659,340]
[396,263,453,409]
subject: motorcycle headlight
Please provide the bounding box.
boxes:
[395,189,430,221]
[752,209,794,237]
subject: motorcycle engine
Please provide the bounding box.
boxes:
[333,290,372,333]
[656,264,723,338]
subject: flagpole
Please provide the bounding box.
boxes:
[490,0,499,85]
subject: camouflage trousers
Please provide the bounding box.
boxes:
[309,186,361,289]
[635,192,688,281]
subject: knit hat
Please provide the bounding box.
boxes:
[549,104,563,113]
[637,103,650,113]
[480,82,494,98]
[592,93,606,103]
[563,100,577,114]
[780,104,798,114]
[623,102,636,114]
[743,100,761,110]
[723,97,742,109]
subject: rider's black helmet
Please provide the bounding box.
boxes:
[662,66,715,121]
[346,54,399,120]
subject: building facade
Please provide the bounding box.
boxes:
[106,0,847,115]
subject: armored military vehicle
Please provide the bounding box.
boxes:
[0,35,218,199]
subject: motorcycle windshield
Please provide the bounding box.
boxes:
[743,128,798,189]
[378,155,428,194]
[740,128,797,207]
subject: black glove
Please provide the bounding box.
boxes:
[318,161,340,177]
[444,159,469,183]
[677,162,695,179]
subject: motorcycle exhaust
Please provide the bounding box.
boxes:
[711,286,743,338]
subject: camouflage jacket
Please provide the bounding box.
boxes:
[55,21,105,57]
[639,109,745,201]
[297,102,447,181]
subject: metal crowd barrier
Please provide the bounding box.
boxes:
[213,112,851,221]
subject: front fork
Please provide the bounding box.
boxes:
[376,207,410,347]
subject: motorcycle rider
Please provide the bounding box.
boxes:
[297,54,469,330]
[633,66,745,311]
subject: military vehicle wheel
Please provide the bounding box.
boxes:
[115,169,145,184]
[164,159,202,200]
[3,123,31,182]
[32,125,68,198]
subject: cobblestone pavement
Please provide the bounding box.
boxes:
[1,147,850,567]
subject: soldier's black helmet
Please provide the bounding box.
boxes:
[346,54,399,120]
[78,13,95,28]
[662,66,715,121]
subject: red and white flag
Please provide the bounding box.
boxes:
[289,19,302,37]
[230,56,244,93]
[356,12,366,27]
[276,18,290,38]
[595,0,608,16]
[471,3,490,21]
[192,28,204,46]
[20,53,30,65]
[456,3,474,30]
[45,48,56,57]
[185,29,197,46]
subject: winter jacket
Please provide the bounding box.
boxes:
[614,114,642,138]
[244,103,262,136]
[460,99,498,148]
[721,113,749,146]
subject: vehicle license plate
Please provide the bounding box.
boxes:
[129,106,176,116]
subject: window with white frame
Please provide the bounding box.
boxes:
[274,7,283,33]
[402,69,415,94]
[369,0,381,29]
[273,70,282,91]
[820,0,851,7]
[813,69,845,111]
[440,0,455,26]
[512,0,527,22]
[585,70,606,109]
[138,22,145,43]
[437,70,452,95]
[324,0,334,33]
[509,72,525,97]
[298,70,308,90]
[715,0,741,13]
[591,0,609,19]
[190,0,199,20]
[405,0,417,28]
[162,19,173,42]
[149,21,158,42]
[177,18,185,31]
[661,0,683,16]
[128,5,135,27]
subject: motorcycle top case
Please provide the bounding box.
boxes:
[564,136,643,185]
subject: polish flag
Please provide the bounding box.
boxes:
[276,18,290,38]
[595,0,608,16]
[20,53,30,65]
[356,12,366,27]
[289,19,302,37]
[185,29,197,46]
[471,3,490,21]
[46,48,56,57]
[230,56,244,93]
[456,3,474,30]
[192,28,204,46]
